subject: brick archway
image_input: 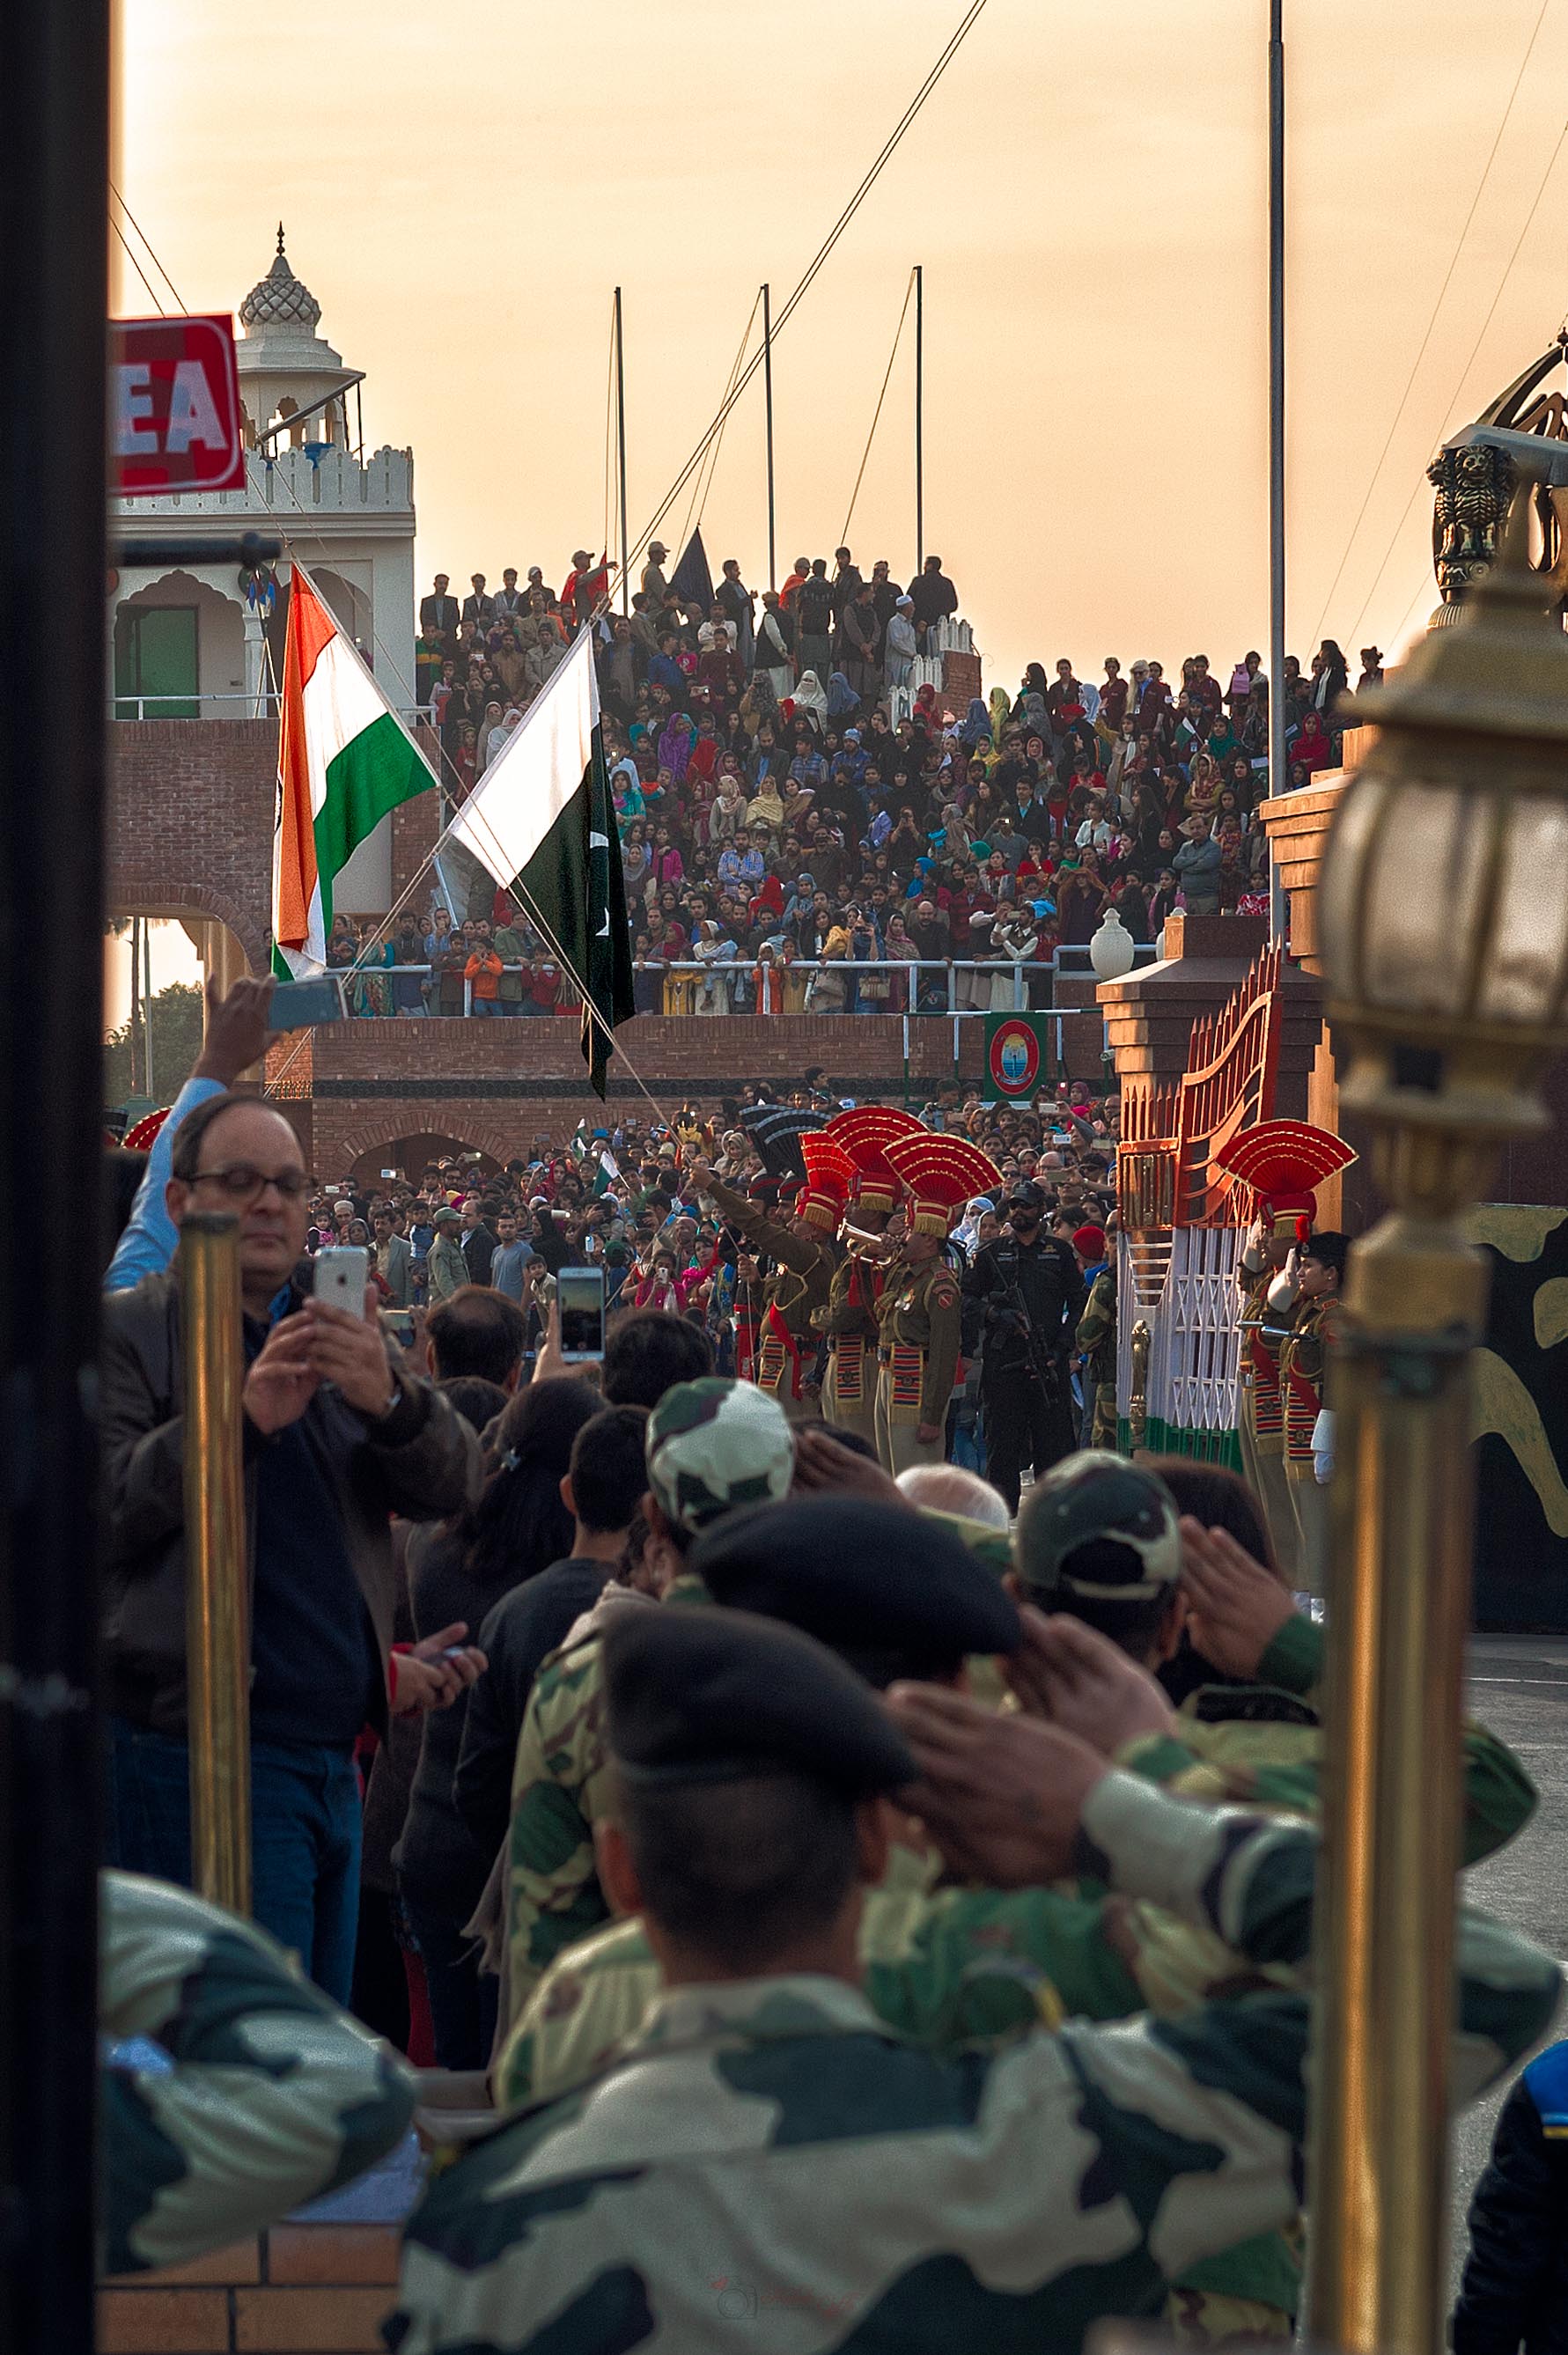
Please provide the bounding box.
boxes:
[109,718,276,974]
[327,1108,524,1176]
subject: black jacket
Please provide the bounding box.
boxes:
[1454,2041,1568,2355]
[101,1271,481,1737]
[962,1233,1085,1372]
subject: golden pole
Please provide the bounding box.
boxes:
[1308,1213,1485,2354]
[1308,486,1568,2352]
[180,1210,251,1914]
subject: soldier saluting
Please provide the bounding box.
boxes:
[877,1132,1001,1475]
[707,1162,842,1421]
[811,1108,924,1448]
[963,1177,1084,1512]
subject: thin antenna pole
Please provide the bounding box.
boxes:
[762,282,777,592]
[143,915,155,1100]
[915,263,924,573]
[614,287,629,615]
[1268,1,1288,941]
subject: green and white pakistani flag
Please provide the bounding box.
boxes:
[447,626,635,1094]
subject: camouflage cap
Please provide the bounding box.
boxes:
[1014,1451,1182,1603]
[645,1377,796,1534]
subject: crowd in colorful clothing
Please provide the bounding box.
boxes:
[327,553,1380,1014]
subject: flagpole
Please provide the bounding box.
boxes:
[1267,0,1288,944]
[615,286,629,617]
[762,281,777,592]
[915,262,924,574]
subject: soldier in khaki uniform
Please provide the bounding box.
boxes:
[1213,1120,1357,1586]
[876,1130,1001,1476]
[810,1108,924,1446]
[707,1166,839,1421]
[1277,1230,1347,1597]
[1072,1221,1118,1448]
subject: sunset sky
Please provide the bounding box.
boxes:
[116,0,1568,690]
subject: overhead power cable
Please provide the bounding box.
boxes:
[608,0,992,596]
[1307,0,1554,649]
[1345,96,1568,654]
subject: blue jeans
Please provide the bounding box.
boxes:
[401,1895,498,2071]
[107,1718,363,2005]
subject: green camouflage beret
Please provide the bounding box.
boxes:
[645,1377,795,1534]
[1015,1450,1182,1602]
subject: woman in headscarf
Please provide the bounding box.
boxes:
[954,696,990,751]
[988,686,1013,756]
[657,710,694,783]
[913,682,942,732]
[692,920,735,1016]
[826,670,861,722]
[792,669,829,729]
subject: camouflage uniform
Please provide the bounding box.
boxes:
[390,1776,1560,2355]
[101,1873,416,2278]
[706,1177,836,1419]
[504,1380,797,2029]
[494,1603,1535,2335]
[1076,1264,1118,1449]
[873,1254,964,1476]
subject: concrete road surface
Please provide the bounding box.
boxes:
[1448,1633,1568,2309]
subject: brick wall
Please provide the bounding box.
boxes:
[109,720,276,968]
[100,2221,399,2355]
[284,1004,1109,1176]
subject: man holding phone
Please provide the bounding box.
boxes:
[101,1091,481,2003]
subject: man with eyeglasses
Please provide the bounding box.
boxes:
[101,1092,481,2002]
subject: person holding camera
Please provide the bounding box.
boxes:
[101,1092,481,2002]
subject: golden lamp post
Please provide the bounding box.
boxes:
[179,1210,252,1917]
[1308,486,1568,2355]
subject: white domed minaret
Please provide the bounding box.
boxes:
[235,225,355,453]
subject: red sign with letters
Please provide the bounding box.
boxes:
[111,314,247,496]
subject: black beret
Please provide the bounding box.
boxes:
[603,1606,916,1796]
[688,1498,1020,1683]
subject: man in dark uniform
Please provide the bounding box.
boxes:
[964,1178,1084,1512]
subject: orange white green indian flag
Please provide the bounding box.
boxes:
[271,563,436,976]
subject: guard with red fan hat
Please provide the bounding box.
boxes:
[811,1108,923,1446]
[1214,1119,1358,1587]
[706,1150,844,1422]
[875,1133,1001,1476]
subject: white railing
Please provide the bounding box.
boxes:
[111,692,427,724]
[335,952,1153,1028]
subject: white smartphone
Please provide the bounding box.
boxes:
[556,1264,607,1361]
[313,1246,370,1316]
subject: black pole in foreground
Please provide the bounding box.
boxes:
[762,282,776,593]
[0,0,111,2346]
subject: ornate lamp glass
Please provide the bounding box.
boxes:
[1088,909,1137,982]
[1319,492,1568,1213]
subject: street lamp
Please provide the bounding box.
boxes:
[1309,487,1568,2355]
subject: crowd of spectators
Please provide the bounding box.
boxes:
[308,1078,1119,1365]
[335,552,1376,1017]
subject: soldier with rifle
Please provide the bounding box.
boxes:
[964,1177,1084,1512]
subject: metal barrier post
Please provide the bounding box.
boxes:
[179,1211,252,1916]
